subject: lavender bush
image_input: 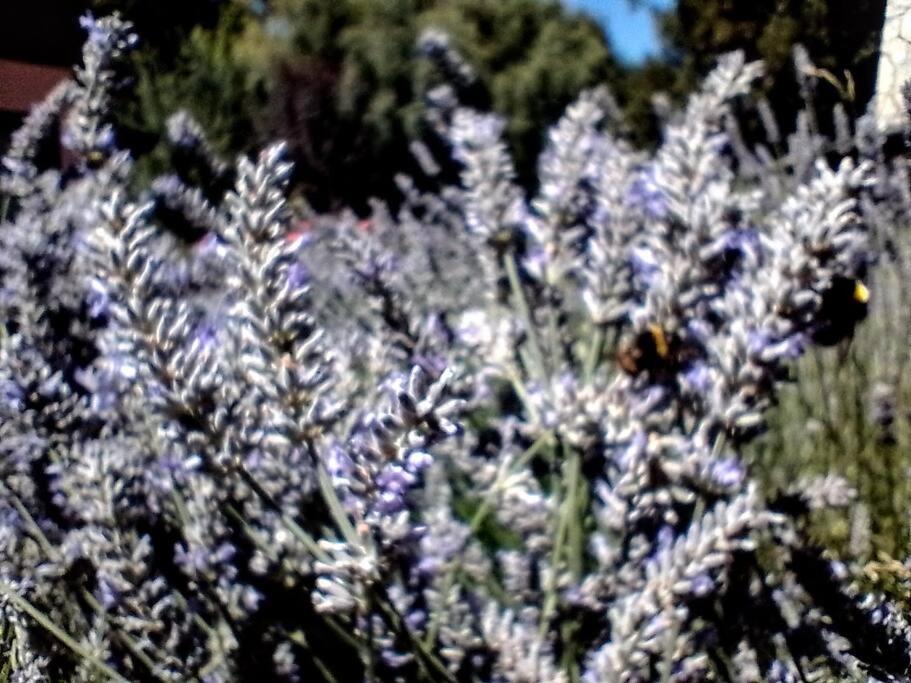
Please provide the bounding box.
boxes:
[736,47,911,565]
[0,14,909,682]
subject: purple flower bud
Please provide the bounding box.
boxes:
[708,457,746,489]
[86,280,110,319]
[747,330,771,357]
[287,261,311,289]
[175,544,208,573]
[767,660,792,683]
[97,576,120,610]
[413,352,447,378]
[194,232,224,256]
[626,167,667,219]
[630,246,660,287]
[325,445,354,482]
[0,379,23,411]
[749,330,805,362]
[405,450,433,472]
[682,362,712,394]
[722,227,762,261]
[381,647,413,669]
[376,490,406,515]
[376,466,415,496]
[241,586,263,612]
[616,431,647,470]
[689,573,714,597]
[215,543,236,563]
[79,13,106,45]
[416,555,440,576]
[405,609,427,630]
[522,244,549,280]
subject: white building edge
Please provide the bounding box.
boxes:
[875,0,911,130]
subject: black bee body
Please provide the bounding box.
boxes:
[617,324,700,381]
[811,277,869,346]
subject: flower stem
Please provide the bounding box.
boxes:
[0,583,130,683]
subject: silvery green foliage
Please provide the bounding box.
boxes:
[0,17,909,683]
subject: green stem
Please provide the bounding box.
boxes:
[540,489,570,636]
[469,433,553,534]
[2,484,59,562]
[235,467,329,562]
[81,590,170,682]
[0,583,130,683]
[376,596,456,683]
[504,250,548,379]
[323,614,362,652]
[565,450,584,581]
[2,482,176,681]
[288,630,340,683]
[363,593,376,683]
[505,365,541,425]
[424,433,553,648]
[583,325,604,381]
[542,443,585,640]
[316,462,362,550]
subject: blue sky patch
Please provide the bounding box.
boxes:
[563,0,673,63]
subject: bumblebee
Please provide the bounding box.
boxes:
[811,277,869,346]
[617,323,697,380]
[85,149,108,170]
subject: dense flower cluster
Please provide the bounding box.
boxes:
[0,13,909,682]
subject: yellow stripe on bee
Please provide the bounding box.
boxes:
[648,323,669,358]
[854,281,870,304]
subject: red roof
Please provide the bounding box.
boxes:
[0,59,69,113]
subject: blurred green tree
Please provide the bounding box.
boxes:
[86,1,256,188]
[234,0,620,210]
[417,0,620,188]
[656,0,887,131]
[93,0,618,210]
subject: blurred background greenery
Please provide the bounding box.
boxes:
[84,0,890,210]
[0,0,893,205]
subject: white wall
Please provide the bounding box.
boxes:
[875,0,911,130]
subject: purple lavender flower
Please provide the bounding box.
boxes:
[405,450,433,472]
[192,320,219,350]
[748,330,805,363]
[0,31,899,683]
[286,261,311,289]
[722,227,762,262]
[0,379,24,411]
[747,330,772,357]
[86,280,110,319]
[522,244,549,281]
[629,245,660,287]
[325,443,355,483]
[681,362,712,394]
[79,12,137,50]
[374,466,417,514]
[707,457,746,489]
[655,524,674,553]
[689,573,714,597]
[78,13,108,48]
[626,166,667,219]
[615,430,648,470]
